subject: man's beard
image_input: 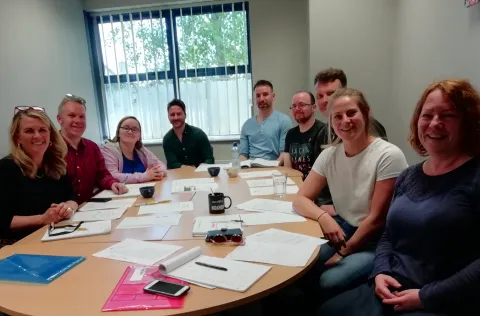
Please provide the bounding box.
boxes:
[295,113,313,124]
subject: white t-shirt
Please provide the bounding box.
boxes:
[312,138,408,227]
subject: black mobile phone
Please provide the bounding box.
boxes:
[144,280,190,297]
[88,198,112,203]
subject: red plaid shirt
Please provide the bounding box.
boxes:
[64,137,118,204]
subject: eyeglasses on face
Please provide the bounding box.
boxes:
[14,106,45,115]
[63,94,86,105]
[48,221,84,237]
[289,103,313,110]
[120,126,140,133]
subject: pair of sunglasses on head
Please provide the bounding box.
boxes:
[14,94,85,115]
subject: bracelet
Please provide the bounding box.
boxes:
[316,212,328,222]
[336,249,346,258]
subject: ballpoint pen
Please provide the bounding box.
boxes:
[134,199,171,207]
[195,262,228,271]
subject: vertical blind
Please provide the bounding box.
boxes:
[89,2,252,142]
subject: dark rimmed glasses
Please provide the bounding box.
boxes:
[120,126,140,133]
[206,232,244,244]
[14,106,45,115]
[48,221,84,237]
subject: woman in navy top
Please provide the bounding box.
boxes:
[319,79,480,316]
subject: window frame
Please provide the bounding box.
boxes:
[85,1,252,143]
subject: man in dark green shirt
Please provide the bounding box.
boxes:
[163,99,214,169]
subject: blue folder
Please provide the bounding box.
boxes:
[0,254,85,284]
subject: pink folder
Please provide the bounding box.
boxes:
[102,265,187,312]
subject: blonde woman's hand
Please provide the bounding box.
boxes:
[318,213,346,249]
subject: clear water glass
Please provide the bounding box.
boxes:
[272,171,287,198]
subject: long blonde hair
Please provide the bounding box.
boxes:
[325,87,376,147]
[10,109,67,179]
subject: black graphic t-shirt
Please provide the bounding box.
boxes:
[284,119,325,179]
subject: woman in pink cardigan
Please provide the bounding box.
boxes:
[100,116,167,183]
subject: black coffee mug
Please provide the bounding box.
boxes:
[208,192,232,214]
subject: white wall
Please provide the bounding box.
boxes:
[391,0,480,163]
[0,0,100,157]
[308,0,397,125]
[309,0,480,164]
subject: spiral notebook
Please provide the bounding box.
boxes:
[0,254,85,284]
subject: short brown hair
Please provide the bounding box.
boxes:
[112,116,143,149]
[314,68,347,87]
[409,79,480,156]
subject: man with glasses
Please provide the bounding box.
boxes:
[282,91,325,180]
[57,94,128,203]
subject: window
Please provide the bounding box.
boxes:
[87,2,252,143]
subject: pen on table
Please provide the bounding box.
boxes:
[134,199,171,207]
[195,262,228,271]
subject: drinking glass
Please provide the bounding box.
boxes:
[272,171,287,198]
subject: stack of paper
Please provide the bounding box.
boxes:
[79,198,137,212]
[238,212,306,225]
[171,178,218,193]
[246,178,295,187]
[67,208,128,222]
[159,246,271,292]
[226,228,327,267]
[116,214,182,230]
[94,183,157,198]
[238,170,277,179]
[249,185,299,196]
[41,220,112,241]
[192,215,243,236]
[138,201,194,215]
[236,198,296,214]
[93,238,182,265]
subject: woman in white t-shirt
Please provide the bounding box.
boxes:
[293,87,408,301]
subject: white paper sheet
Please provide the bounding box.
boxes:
[192,215,243,236]
[249,185,299,196]
[93,238,182,265]
[247,228,327,247]
[93,182,157,199]
[238,170,277,179]
[41,220,112,242]
[226,241,317,267]
[236,198,295,214]
[116,214,182,229]
[167,255,271,292]
[67,208,127,222]
[246,178,295,187]
[238,212,306,225]
[195,164,229,172]
[79,198,137,212]
[138,201,194,215]
[171,182,218,193]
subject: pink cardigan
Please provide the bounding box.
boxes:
[100,141,167,184]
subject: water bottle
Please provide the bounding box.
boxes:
[232,142,241,171]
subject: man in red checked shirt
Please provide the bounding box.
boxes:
[56,94,128,204]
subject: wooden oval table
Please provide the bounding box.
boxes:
[0,166,323,316]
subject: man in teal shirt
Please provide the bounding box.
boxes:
[163,99,214,169]
[239,80,292,161]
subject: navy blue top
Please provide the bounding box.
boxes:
[372,158,480,312]
[122,152,146,174]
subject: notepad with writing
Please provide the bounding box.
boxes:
[158,246,271,292]
[41,220,112,242]
[0,254,85,284]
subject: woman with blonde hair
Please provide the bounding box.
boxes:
[101,116,166,183]
[0,107,78,247]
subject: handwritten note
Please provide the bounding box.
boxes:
[116,214,182,229]
[79,198,137,212]
[68,208,127,222]
[247,228,327,247]
[249,185,299,196]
